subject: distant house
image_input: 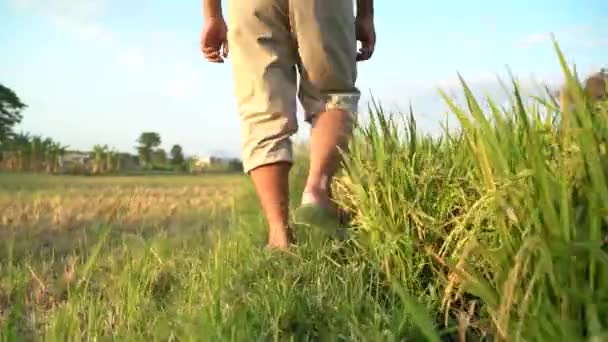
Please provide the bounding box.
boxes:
[193,155,223,168]
[193,156,210,168]
[60,150,90,166]
[188,155,242,173]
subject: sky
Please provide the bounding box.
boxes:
[1,0,606,158]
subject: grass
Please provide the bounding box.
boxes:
[1,40,607,341]
[0,172,420,341]
[334,41,608,340]
[0,173,250,339]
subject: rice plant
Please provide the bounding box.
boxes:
[336,39,608,341]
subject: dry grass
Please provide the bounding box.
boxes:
[1,173,244,231]
[1,174,243,232]
[0,174,246,262]
[0,173,250,339]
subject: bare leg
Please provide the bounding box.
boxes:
[302,109,353,212]
[250,162,294,249]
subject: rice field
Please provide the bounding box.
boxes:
[0,174,251,340]
[1,43,607,341]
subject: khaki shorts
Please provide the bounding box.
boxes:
[227,0,361,173]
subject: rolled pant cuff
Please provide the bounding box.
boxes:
[305,92,361,124]
[242,149,294,174]
[326,92,360,112]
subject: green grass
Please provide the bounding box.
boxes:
[335,40,608,341]
[0,172,425,341]
[1,40,607,341]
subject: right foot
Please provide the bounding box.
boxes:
[300,188,337,214]
[297,188,351,241]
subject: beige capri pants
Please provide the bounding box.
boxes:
[227,0,361,173]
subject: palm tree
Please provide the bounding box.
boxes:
[55,143,67,173]
[0,132,68,173]
[112,150,122,172]
[41,137,54,172]
[13,132,31,171]
[30,135,44,172]
[105,147,117,173]
[45,141,67,173]
[91,144,108,174]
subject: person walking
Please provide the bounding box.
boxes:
[200,0,376,250]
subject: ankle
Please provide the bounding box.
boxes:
[302,186,325,203]
[301,190,339,216]
[304,174,330,193]
[268,224,294,244]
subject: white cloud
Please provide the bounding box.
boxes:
[8,0,211,102]
[165,68,203,100]
[72,23,113,45]
[15,0,146,80]
[515,24,603,49]
[9,0,108,24]
[434,71,500,91]
[116,48,147,70]
[581,38,608,48]
[9,0,114,48]
[408,69,568,120]
[518,32,551,47]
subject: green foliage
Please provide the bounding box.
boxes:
[170,144,185,166]
[151,148,167,166]
[89,144,122,174]
[136,132,161,166]
[226,158,244,173]
[0,83,26,143]
[137,132,161,148]
[0,131,68,172]
[336,39,608,340]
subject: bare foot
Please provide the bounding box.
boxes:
[266,242,290,250]
[301,188,338,215]
[267,225,296,250]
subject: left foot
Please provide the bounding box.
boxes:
[267,225,296,250]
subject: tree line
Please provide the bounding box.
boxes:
[0,83,242,174]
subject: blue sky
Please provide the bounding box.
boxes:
[1,0,606,158]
